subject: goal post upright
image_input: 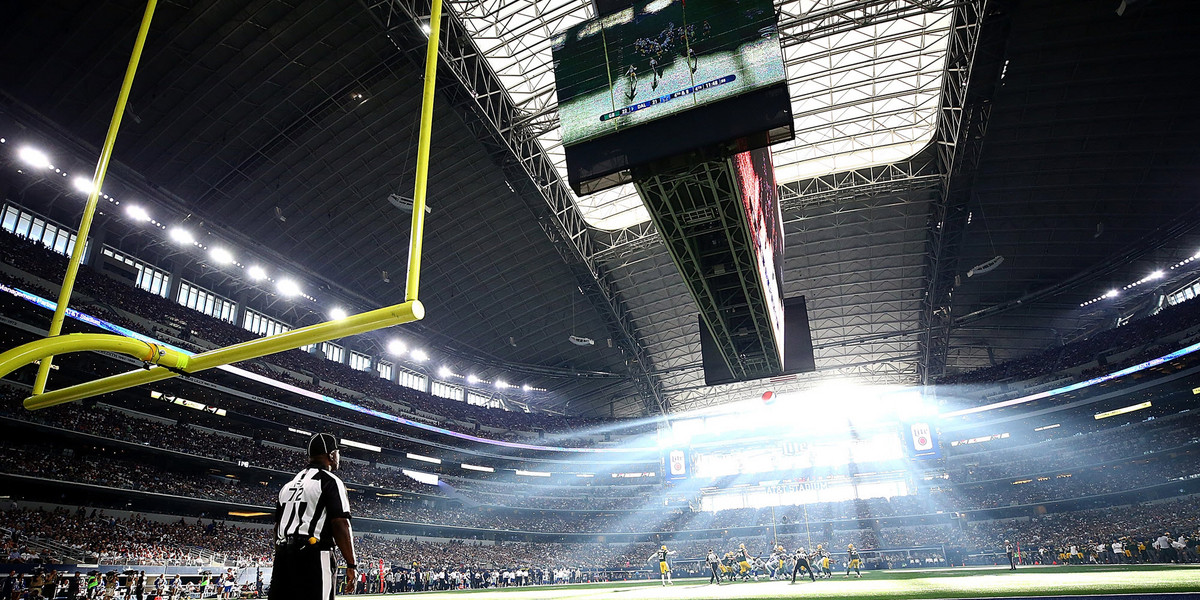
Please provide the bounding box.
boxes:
[0,0,446,410]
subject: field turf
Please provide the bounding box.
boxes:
[353,564,1200,600]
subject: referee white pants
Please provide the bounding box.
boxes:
[269,546,335,600]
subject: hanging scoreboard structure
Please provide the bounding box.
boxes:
[552,0,793,195]
[637,147,814,385]
[552,0,805,386]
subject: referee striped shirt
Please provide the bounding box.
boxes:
[274,465,351,547]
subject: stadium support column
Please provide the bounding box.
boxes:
[803,503,812,550]
[85,223,108,273]
[770,505,779,544]
[167,259,185,302]
[233,290,248,333]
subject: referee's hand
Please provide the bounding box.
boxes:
[344,568,357,594]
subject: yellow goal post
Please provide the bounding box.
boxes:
[0,0,445,411]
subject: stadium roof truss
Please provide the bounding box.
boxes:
[362,0,991,415]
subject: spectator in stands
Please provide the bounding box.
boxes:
[2,571,17,600]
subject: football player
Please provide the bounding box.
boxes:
[772,544,787,579]
[845,544,862,578]
[624,65,638,101]
[647,545,675,586]
[737,544,754,581]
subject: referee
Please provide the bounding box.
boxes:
[269,433,357,600]
[706,549,721,585]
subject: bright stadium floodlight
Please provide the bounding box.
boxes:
[72,176,95,194]
[276,278,301,298]
[328,307,348,320]
[1150,270,1165,279]
[466,374,479,384]
[1106,289,1119,298]
[643,0,672,13]
[125,204,151,222]
[1094,401,1151,420]
[521,383,531,392]
[18,147,52,169]
[495,380,507,389]
[209,247,234,265]
[402,469,439,486]
[411,349,429,362]
[438,365,452,378]
[387,339,406,356]
[247,265,267,281]
[169,227,195,245]
[406,452,441,464]
[341,439,381,452]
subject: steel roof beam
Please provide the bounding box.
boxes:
[777,0,959,48]
[917,0,1008,385]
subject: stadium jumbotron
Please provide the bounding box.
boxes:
[1,0,1199,599]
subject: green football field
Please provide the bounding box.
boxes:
[352,565,1200,600]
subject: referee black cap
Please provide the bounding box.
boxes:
[308,433,339,457]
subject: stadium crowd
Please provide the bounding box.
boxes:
[0,388,664,513]
[4,497,1199,577]
[3,372,1200,533]
[945,411,1200,482]
[936,294,1200,387]
[3,421,1198,536]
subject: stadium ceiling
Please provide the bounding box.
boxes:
[361,0,993,414]
[447,0,954,231]
[1,0,1196,418]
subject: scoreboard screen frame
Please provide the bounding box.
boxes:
[553,0,793,195]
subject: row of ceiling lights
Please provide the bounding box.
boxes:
[8,140,545,395]
[16,145,314,300]
[1079,254,1200,307]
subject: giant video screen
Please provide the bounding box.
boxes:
[553,0,787,148]
[734,146,785,363]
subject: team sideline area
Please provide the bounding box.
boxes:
[348,566,1200,600]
